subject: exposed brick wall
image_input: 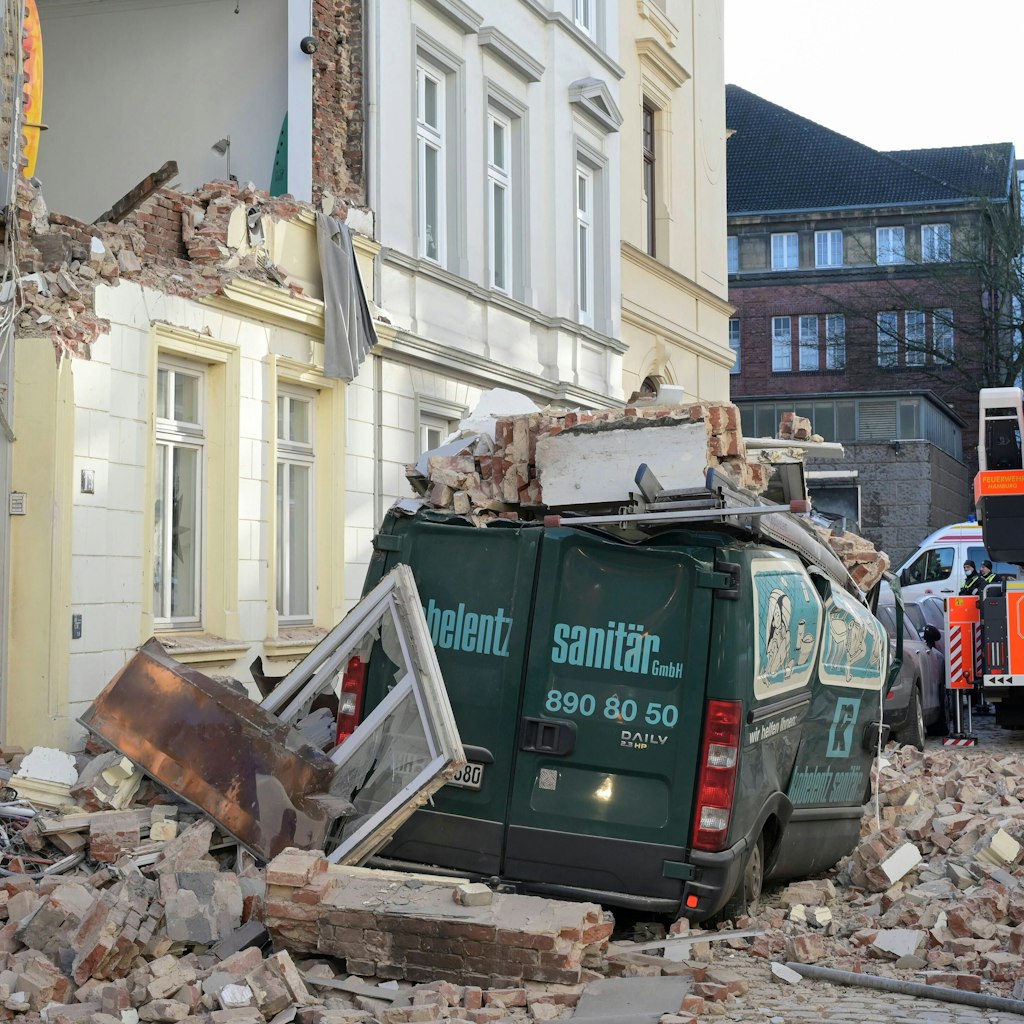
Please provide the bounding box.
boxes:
[311,0,366,209]
[11,178,308,359]
[729,274,987,475]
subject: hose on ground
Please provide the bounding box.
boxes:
[786,961,1024,1017]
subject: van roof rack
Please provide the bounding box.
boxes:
[543,465,808,530]
[544,465,859,599]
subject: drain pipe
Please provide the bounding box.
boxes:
[786,962,1024,1017]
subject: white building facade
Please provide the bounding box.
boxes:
[343,0,626,602]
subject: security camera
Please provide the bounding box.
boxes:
[300,36,317,55]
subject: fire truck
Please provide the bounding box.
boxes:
[946,387,1024,739]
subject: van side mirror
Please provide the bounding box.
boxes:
[922,624,941,648]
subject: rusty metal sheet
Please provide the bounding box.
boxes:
[79,638,343,861]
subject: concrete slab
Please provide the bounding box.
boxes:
[571,976,692,1022]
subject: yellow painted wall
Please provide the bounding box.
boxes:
[619,0,734,402]
[6,338,75,747]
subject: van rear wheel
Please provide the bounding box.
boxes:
[719,833,764,920]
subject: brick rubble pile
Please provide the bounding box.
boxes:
[409,402,769,514]
[643,741,1024,1014]
[410,403,890,594]
[0,741,647,1024]
[6,731,1024,1021]
[776,413,891,590]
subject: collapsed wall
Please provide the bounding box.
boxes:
[9,176,325,360]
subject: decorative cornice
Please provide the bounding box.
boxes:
[621,242,735,317]
[635,37,689,90]
[417,0,483,34]
[636,0,679,48]
[569,77,623,134]
[379,327,623,407]
[478,25,544,82]
[514,0,625,80]
[203,278,326,336]
[383,247,627,353]
[621,301,736,370]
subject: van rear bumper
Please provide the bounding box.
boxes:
[681,838,747,921]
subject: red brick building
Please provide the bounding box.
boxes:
[725,86,1019,561]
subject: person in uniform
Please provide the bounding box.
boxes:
[960,561,982,595]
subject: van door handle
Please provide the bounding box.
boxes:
[520,717,577,756]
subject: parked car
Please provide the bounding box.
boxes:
[902,596,946,655]
[876,597,946,747]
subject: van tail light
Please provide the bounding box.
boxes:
[691,699,742,852]
[336,656,367,745]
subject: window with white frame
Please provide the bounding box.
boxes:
[729,318,741,373]
[799,315,819,371]
[771,232,799,270]
[728,235,739,274]
[420,412,456,453]
[574,0,595,37]
[772,316,793,372]
[416,61,446,264]
[905,310,926,366]
[487,110,512,292]
[154,361,204,627]
[876,226,905,265]
[277,387,315,624]
[576,163,595,327]
[825,314,846,370]
[815,230,843,268]
[934,308,954,361]
[877,311,899,367]
[921,223,951,263]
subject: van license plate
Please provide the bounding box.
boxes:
[448,761,484,790]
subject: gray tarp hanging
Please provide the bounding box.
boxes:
[316,213,377,381]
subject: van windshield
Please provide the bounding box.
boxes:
[900,546,953,586]
[966,548,1020,578]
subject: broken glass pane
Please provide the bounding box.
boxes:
[327,687,433,846]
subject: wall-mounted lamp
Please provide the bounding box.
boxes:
[211,136,231,180]
[889,440,902,455]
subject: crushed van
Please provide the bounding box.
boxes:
[350,402,897,921]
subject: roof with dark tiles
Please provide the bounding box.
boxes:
[726,85,1015,215]
[883,144,1014,200]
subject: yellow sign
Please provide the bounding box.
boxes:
[22,0,44,179]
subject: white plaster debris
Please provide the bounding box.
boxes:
[871,929,927,959]
[770,962,803,985]
[978,827,1022,866]
[459,388,541,439]
[880,842,923,884]
[15,746,78,785]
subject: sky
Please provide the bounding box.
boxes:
[724,0,1024,158]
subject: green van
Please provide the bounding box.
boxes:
[356,490,893,921]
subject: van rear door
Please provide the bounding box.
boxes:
[363,512,543,877]
[503,527,715,905]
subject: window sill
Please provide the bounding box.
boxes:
[155,632,250,666]
[264,626,329,660]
